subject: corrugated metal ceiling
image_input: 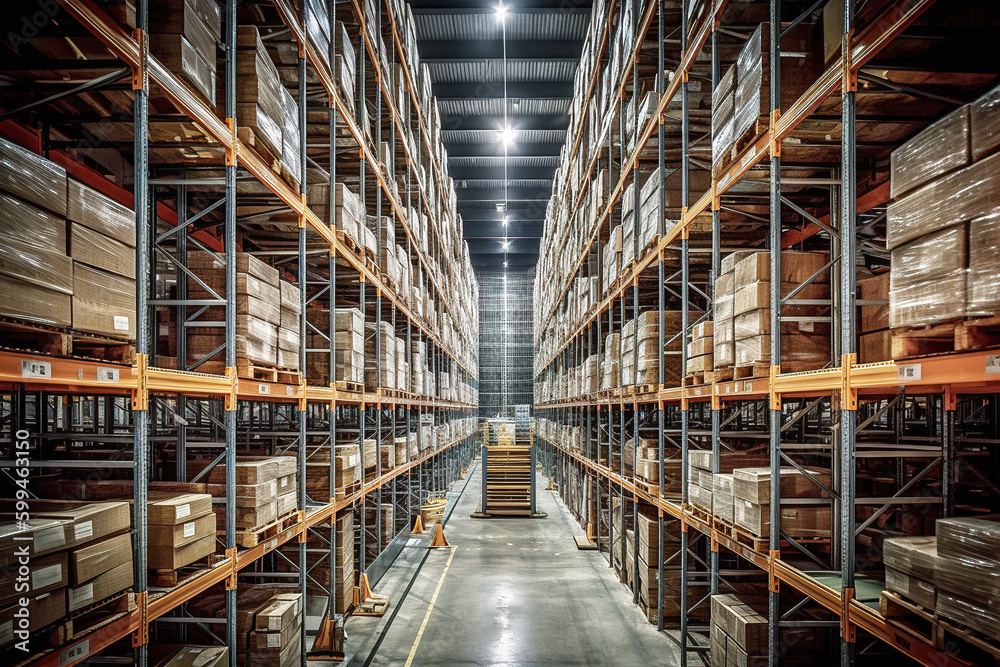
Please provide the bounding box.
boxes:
[414,3,592,262]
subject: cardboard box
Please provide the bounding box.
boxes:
[149,494,214,524]
[889,224,967,328]
[885,567,936,609]
[0,193,73,294]
[0,518,73,566]
[31,501,131,550]
[67,180,135,246]
[732,467,831,504]
[161,646,230,667]
[147,533,215,570]
[255,597,299,631]
[0,590,66,647]
[72,263,136,338]
[733,499,831,538]
[70,531,132,586]
[148,511,215,549]
[0,137,67,216]
[890,105,970,199]
[858,273,890,332]
[0,274,72,327]
[67,559,130,610]
[0,551,68,605]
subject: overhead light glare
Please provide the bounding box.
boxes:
[498,125,515,146]
[496,3,506,21]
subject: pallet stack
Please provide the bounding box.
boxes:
[710,594,768,667]
[148,493,216,571]
[236,26,285,161]
[250,592,303,666]
[713,250,754,374]
[149,0,221,106]
[200,457,298,539]
[0,500,132,649]
[187,252,301,373]
[731,467,831,540]
[0,139,137,340]
[364,321,396,390]
[888,83,1000,358]
[858,272,891,363]
[685,321,714,380]
[732,251,830,375]
[602,331,621,390]
[305,306,364,386]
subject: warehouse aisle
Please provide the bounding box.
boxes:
[345,460,680,666]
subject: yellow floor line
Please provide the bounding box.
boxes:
[404,545,458,667]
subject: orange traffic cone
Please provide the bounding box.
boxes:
[412,515,425,535]
[428,522,450,548]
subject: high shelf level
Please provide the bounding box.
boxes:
[533,1,1000,666]
[0,0,478,664]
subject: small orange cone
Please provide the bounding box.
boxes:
[412,515,425,535]
[428,522,450,548]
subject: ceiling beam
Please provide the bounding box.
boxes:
[410,1,590,12]
[456,185,553,201]
[420,40,584,61]
[447,165,556,180]
[446,143,563,157]
[440,115,569,132]
[433,81,573,99]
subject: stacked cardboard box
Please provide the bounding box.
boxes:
[732,251,830,372]
[713,251,754,370]
[882,535,940,610]
[0,186,73,327]
[731,467,831,538]
[364,321,396,390]
[686,321,714,377]
[236,26,284,158]
[187,252,301,369]
[934,516,1000,641]
[601,331,621,390]
[685,450,770,518]
[186,584,300,664]
[0,500,132,647]
[277,281,300,370]
[710,595,767,667]
[250,592,303,666]
[278,85,302,190]
[305,307,364,385]
[149,0,220,105]
[858,273,891,363]
[201,457,297,531]
[887,84,1000,332]
[334,21,356,105]
[602,225,622,296]
[148,493,216,570]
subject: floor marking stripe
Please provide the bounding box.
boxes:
[404,545,458,667]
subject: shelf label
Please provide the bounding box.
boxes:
[987,354,1000,374]
[897,364,921,382]
[740,146,757,169]
[60,640,89,666]
[744,381,753,392]
[286,386,295,396]
[258,383,271,394]
[21,359,51,378]
[96,367,119,383]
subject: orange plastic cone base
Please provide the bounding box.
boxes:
[428,522,450,548]
[412,515,425,534]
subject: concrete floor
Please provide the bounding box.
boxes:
[342,459,682,666]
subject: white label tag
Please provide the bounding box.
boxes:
[268,616,281,631]
[34,525,66,552]
[69,583,94,610]
[267,634,281,648]
[258,383,271,394]
[33,563,63,591]
[21,359,51,378]
[176,503,191,519]
[987,354,1000,374]
[183,522,196,538]
[113,315,129,331]
[286,386,295,395]
[60,639,90,666]
[96,367,119,383]
[75,520,93,543]
[744,381,753,392]
[897,363,922,382]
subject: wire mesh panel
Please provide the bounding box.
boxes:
[477,267,535,418]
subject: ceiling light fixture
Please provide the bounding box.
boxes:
[496,3,506,22]
[502,240,510,250]
[498,125,515,147]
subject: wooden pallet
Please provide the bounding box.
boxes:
[239,362,301,384]
[237,126,281,173]
[0,317,135,362]
[683,372,707,386]
[733,363,770,380]
[706,367,734,382]
[879,590,936,645]
[334,380,364,394]
[226,509,298,548]
[935,618,1000,664]
[335,481,361,500]
[335,230,362,257]
[48,590,136,646]
[148,554,225,588]
[715,117,768,178]
[893,315,1000,359]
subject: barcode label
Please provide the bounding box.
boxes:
[897,364,921,382]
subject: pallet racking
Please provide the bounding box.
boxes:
[0,0,478,664]
[532,1,1000,666]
